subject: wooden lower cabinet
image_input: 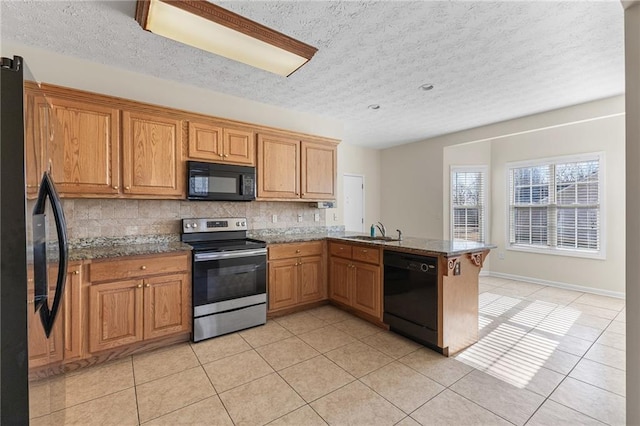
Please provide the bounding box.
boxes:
[88,253,190,353]
[328,242,382,320]
[267,242,326,314]
[143,273,190,340]
[28,262,83,369]
[89,279,144,353]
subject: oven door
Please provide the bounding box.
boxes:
[192,248,267,315]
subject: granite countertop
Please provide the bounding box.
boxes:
[332,235,496,257]
[69,241,192,261]
[252,230,495,257]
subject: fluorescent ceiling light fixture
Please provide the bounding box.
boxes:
[135,0,318,77]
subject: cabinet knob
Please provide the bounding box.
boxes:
[219,153,224,157]
[295,249,301,253]
[362,249,368,253]
[141,265,147,270]
[145,283,151,288]
[27,299,34,304]
[339,247,344,250]
[224,154,229,158]
[113,185,119,190]
[137,284,142,288]
[73,270,79,275]
[125,186,130,190]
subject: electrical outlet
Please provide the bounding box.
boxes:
[453,262,461,276]
[272,215,277,223]
[498,251,505,260]
[314,213,320,222]
[297,214,303,222]
[333,213,338,221]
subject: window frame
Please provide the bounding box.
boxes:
[505,152,606,260]
[450,165,488,243]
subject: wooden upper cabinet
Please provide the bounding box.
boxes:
[257,134,300,199]
[24,92,43,197]
[122,111,185,198]
[223,128,255,165]
[301,141,337,200]
[188,121,223,161]
[188,121,255,165]
[26,92,120,196]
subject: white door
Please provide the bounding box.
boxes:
[344,174,364,232]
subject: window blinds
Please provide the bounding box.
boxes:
[452,169,486,242]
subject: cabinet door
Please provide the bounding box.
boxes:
[298,255,325,304]
[257,134,300,199]
[32,95,120,196]
[301,141,337,200]
[27,286,64,369]
[223,128,255,165]
[24,91,43,198]
[122,111,184,197]
[64,265,84,361]
[352,262,382,319]
[329,257,351,306]
[89,279,143,353]
[188,121,223,161]
[268,258,298,312]
[143,273,190,340]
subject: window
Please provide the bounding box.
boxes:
[451,166,487,242]
[508,153,604,258]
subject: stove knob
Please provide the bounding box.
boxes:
[193,223,198,228]
[241,221,246,227]
[185,223,191,229]
[236,221,240,226]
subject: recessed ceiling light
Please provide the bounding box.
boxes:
[419,84,434,91]
[368,104,380,110]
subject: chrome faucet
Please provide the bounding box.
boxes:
[375,222,386,237]
[396,229,403,241]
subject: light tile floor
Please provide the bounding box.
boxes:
[30,277,626,425]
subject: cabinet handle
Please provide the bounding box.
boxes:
[137,284,142,288]
[141,265,147,270]
[113,185,119,190]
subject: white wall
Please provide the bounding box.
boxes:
[382,96,625,295]
[490,114,625,295]
[624,1,640,423]
[0,42,343,140]
[329,143,381,229]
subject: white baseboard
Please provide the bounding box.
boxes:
[487,271,625,299]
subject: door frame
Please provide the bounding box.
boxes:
[343,173,365,232]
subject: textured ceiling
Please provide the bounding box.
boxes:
[1,1,625,148]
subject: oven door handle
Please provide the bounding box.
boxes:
[194,248,267,262]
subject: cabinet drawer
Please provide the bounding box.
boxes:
[352,246,381,265]
[329,242,352,259]
[89,253,189,282]
[268,241,324,260]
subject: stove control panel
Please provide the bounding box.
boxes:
[182,218,248,233]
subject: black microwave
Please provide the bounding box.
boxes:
[187,161,256,201]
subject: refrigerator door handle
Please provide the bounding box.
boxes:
[32,171,68,338]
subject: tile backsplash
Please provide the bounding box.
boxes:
[59,199,328,240]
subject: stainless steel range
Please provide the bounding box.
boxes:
[181,218,267,342]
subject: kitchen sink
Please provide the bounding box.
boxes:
[347,235,400,242]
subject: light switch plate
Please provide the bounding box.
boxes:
[297,214,303,222]
[272,215,277,223]
[314,213,320,222]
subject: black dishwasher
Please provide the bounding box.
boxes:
[383,251,439,350]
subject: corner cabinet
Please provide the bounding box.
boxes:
[122,111,185,197]
[267,241,326,314]
[328,242,382,321]
[88,252,190,353]
[257,133,338,201]
[187,121,255,165]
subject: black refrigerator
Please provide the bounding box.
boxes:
[1,55,69,424]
